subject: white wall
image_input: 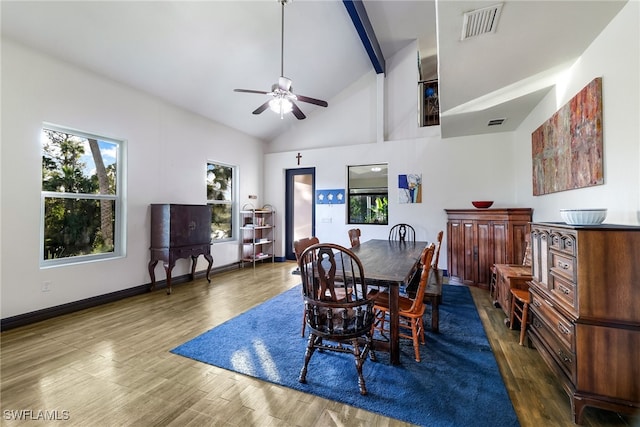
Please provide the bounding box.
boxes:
[514,0,640,225]
[1,40,265,318]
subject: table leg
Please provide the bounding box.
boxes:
[389,283,400,365]
[163,262,174,295]
[204,253,213,283]
[148,260,158,291]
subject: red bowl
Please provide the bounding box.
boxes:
[472,201,494,209]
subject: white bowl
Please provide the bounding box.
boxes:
[560,209,607,225]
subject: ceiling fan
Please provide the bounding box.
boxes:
[234,0,328,120]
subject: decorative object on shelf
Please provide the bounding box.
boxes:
[532,77,603,195]
[240,204,275,268]
[419,79,439,127]
[316,189,345,204]
[471,200,494,209]
[560,208,607,225]
[398,174,422,204]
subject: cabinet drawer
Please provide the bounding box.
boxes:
[530,309,576,381]
[550,231,577,256]
[530,290,575,351]
[549,251,576,282]
[550,273,577,312]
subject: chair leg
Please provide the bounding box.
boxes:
[519,302,529,346]
[301,310,306,337]
[411,319,421,362]
[351,338,368,395]
[299,334,318,384]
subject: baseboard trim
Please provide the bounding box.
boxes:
[1,263,241,331]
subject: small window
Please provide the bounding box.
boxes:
[41,125,124,266]
[347,164,388,225]
[207,162,235,241]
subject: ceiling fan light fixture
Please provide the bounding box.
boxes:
[269,97,293,117]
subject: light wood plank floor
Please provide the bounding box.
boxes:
[1,262,638,426]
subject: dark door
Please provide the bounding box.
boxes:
[285,168,315,260]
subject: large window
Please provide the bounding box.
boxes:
[347,164,388,225]
[207,162,235,241]
[41,125,124,266]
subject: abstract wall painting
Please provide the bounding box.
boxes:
[398,174,422,203]
[531,77,603,196]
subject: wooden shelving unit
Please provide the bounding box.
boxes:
[240,204,275,268]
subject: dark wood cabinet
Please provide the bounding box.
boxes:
[148,204,213,294]
[528,222,640,424]
[446,208,532,287]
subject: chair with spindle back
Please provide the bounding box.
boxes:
[388,223,416,243]
[298,243,377,395]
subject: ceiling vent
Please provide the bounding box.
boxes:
[488,118,506,126]
[461,3,503,40]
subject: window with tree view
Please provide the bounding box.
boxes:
[207,162,235,241]
[348,164,388,225]
[41,125,123,265]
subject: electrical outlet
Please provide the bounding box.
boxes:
[42,281,52,292]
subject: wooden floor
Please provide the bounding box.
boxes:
[1,262,638,426]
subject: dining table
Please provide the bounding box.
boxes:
[349,239,429,365]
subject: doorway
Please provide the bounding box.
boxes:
[285,168,315,260]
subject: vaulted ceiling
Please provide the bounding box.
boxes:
[1,0,627,142]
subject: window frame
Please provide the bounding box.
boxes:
[40,123,126,268]
[206,161,237,242]
[347,163,389,225]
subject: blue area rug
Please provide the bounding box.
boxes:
[171,285,519,427]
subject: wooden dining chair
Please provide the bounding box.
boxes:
[432,230,443,271]
[370,243,435,362]
[347,228,361,248]
[298,243,377,395]
[388,223,416,242]
[294,237,320,336]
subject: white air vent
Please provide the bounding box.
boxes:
[488,118,506,126]
[461,3,503,40]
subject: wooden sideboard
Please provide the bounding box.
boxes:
[446,208,532,287]
[148,204,213,294]
[528,222,640,424]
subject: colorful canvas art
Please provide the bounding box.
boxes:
[398,174,422,203]
[532,77,604,195]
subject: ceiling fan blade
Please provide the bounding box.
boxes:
[290,101,306,120]
[295,95,328,107]
[252,101,271,115]
[234,89,270,95]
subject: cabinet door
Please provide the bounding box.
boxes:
[447,220,463,281]
[476,221,491,285]
[170,205,211,247]
[462,220,476,286]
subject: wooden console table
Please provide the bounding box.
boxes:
[148,204,213,294]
